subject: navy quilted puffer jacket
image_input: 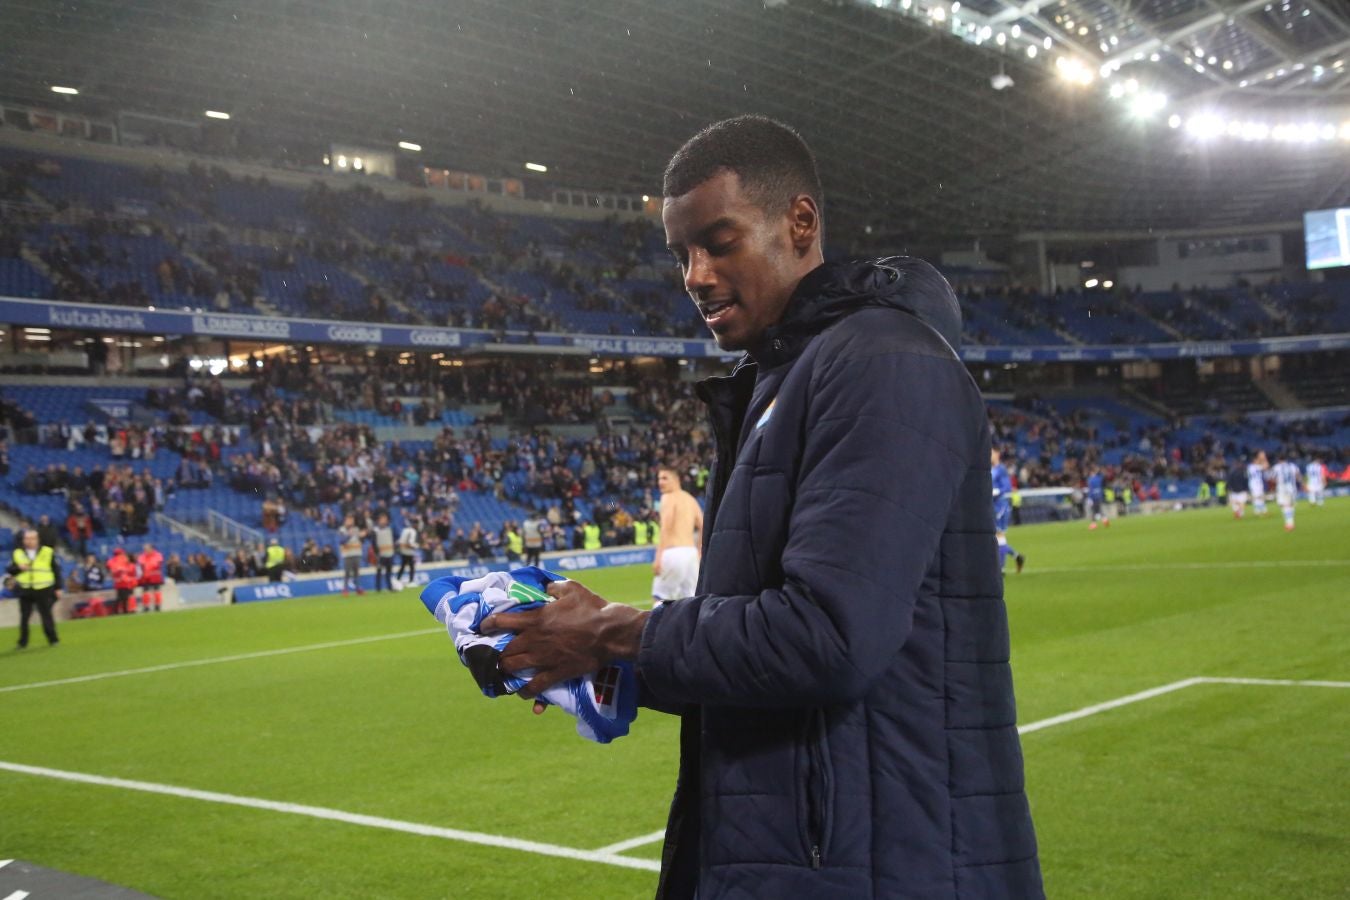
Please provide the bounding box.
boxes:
[637,257,1043,899]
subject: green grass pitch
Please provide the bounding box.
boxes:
[2,502,1348,898]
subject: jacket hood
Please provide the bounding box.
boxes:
[749,256,962,367]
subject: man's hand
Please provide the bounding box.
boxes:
[652,557,662,576]
[481,580,648,700]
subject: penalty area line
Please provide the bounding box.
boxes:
[0,760,660,873]
[593,829,668,855]
[1017,674,1350,736]
[594,674,1350,853]
[0,628,442,695]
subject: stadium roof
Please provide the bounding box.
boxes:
[1,0,1347,241]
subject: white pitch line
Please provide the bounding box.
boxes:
[0,761,660,873]
[1022,560,1350,575]
[2,890,30,900]
[593,829,667,855]
[1016,677,1207,735]
[1197,676,1350,689]
[0,628,441,695]
[0,860,11,869]
[7,675,1347,869]
[594,674,1350,853]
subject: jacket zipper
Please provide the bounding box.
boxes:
[803,708,832,870]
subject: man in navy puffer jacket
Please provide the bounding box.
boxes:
[483,115,1043,899]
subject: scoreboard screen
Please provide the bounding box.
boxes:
[1304,207,1350,270]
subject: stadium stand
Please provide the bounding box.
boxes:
[5,145,1350,346]
[1,140,1347,587]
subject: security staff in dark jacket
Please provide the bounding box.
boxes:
[484,116,1042,899]
[12,529,61,649]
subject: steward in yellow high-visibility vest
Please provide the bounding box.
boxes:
[583,523,602,550]
[265,539,287,583]
[506,528,524,559]
[13,545,56,590]
[634,520,650,546]
[12,529,59,648]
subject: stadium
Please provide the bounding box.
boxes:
[0,0,1348,897]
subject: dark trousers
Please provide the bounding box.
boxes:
[266,565,284,583]
[526,547,542,567]
[375,556,394,591]
[396,553,416,581]
[18,587,59,646]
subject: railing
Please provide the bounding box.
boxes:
[153,512,223,549]
[206,510,264,548]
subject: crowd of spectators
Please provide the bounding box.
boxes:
[3,355,1348,591]
[991,393,1350,500]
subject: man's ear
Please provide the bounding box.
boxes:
[787,194,821,257]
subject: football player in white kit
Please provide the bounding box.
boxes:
[1246,451,1270,517]
[1271,454,1302,532]
[1305,458,1327,507]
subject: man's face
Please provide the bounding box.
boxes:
[23,532,38,551]
[657,470,677,494]
[663,170,806,351]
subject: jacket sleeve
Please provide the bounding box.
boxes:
[638,342,978,709]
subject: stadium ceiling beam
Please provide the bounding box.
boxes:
[1302,0,1350,38]
[1210,34,1350,97]
[1101,0,1271,69]
[979,0,1102,60]
[1088,0,1236,90]
[1269,34,1350,93]
[1201,0,1299,69]
[987,0,1058,27]
[1014,219,1302,243]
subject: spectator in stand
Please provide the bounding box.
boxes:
[36,515,60,550]
[66,505,94,556]
[450,528,472,560]
[165,553,184,583]
[298,539,321,573]
[82,553,108,592]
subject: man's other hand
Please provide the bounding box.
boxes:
[482,580,648,700]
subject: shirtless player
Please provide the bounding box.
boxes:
[653,465,703,605]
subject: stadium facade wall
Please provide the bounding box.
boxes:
[7,295,1349,364]
[0,126,651,225]
[231,546,656,604]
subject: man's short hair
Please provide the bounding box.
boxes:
[659,464,682,480]
[663,115,823,218]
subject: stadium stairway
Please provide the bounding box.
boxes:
[1252,378,1302,411]
[1118,294,1186,341]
